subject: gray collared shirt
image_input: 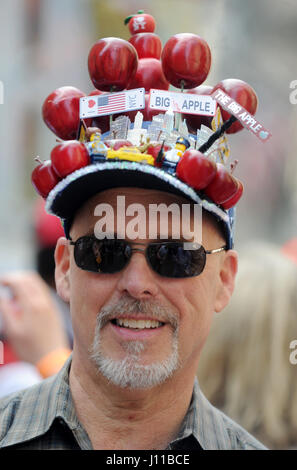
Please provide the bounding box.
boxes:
[0,356,266,450]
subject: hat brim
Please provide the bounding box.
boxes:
[45,161,234,248]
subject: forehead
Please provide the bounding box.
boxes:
[70,187,222,243]
[78,187,190,209]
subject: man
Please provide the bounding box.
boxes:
[0,20,267,448]
[0,166,266,449]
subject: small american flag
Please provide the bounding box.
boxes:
[97,93,126,115]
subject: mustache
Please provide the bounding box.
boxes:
[96,295,179,331]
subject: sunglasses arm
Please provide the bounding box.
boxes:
[205,246,228,255]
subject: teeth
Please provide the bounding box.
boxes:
[115,318,162,329]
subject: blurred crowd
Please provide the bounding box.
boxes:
[197,240,297,449]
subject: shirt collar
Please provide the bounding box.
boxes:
[169,377,232,450]
[0,357,233,450]
[0,355,83,447]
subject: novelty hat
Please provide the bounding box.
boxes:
[32,9,271,249]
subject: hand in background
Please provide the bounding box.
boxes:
[0,271,70,365]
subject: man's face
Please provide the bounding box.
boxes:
[55,187,237,389]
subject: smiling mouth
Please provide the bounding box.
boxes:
[110,318,165,330]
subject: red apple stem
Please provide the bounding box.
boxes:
[180,80,185,93]
[198,115,237,153]
[34,156,43,164]
[124,10,144,24]
[230,159,239,174]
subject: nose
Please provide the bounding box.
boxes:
[116,250,159,300]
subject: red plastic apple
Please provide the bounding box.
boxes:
[147,143,171,167]
[161,34,211,89]
[88,38,138,92]
[125,11,156,35]
[183,85,213,133]
[42,86,86,140]
[51,141,90,178]
[221,179,244,209]
[127,58,169,92]
[129,33,162,59]
[32,160,60,198]
[176,150,217,190]
[212,79,258,134]
[204,163,239,204]
[89,90,103,97]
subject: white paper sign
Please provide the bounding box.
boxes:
[149,89,217,116]
[211,89,272,142]
[80,88,145,118]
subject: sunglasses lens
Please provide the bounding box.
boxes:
[147,243,206,278]
[73,238,208,278]
[74,237,131,274]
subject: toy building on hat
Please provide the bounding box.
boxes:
[32,9,271,249]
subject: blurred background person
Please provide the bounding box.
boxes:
[0,281,42,399]
[197,241,297,449]
[282,237,297,265]
[0,199,72,396]
[33,198,73,346]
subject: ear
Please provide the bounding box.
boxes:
[214,249,238,313]
[55,237,71,303]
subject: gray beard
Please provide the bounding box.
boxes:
[89,296,180,389]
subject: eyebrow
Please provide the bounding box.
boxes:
[149,235,193,243]
[84,232,194,244]
[78,221,197,242]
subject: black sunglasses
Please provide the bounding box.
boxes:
[69,236,227,279]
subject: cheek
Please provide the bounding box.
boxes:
[164,275,217,320]
[68,260,117,347]
[161,273,218,354]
